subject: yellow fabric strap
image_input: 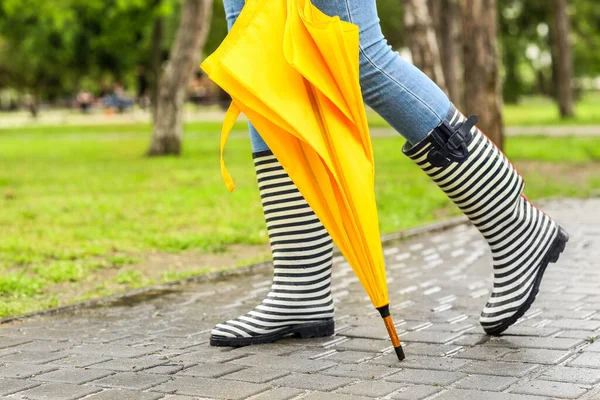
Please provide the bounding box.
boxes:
[221,102,241,192]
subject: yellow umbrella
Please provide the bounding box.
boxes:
[201,0,405,361]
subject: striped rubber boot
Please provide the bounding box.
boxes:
[403,105,569,335]
[210,150,335,346]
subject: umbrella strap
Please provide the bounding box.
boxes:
[220,102,241,192]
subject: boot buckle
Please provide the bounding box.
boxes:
[427,114,477,167]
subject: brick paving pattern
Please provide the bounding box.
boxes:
[0,199,599,399]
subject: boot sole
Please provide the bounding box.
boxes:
[210,319,335,347]
[484,226,569,336]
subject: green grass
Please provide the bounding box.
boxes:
[503,93,600,127]
[367,92,600,128]
[0,122,599,318]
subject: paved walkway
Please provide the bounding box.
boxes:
[1,199,599,400]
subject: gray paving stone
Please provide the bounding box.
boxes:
[399,330,464,344]
[541,366,600,384]
[31,368,113,384]
[488,336,584,350]
[248,387,304,400]
[337,380,405,398]
[584,341,600,352]
[373,355,470,371]
[72,389,164,400]
[0,351,67,364]
[540,309,596,319]
[69,344,161,358]
[230,343,304,356]
[400,343,463,357]
[152,376,270,399]
[461,361,539,377]
[89,372,170,390]
[510,379,589,399]
[230,354,335,373]
[46,354,112,368]
[449,333,489,346]
[556,330,600,339]
[342,325,389,340]
[323,351,377,364]
[425,322,476,333]
[547,319,600,331]
[15,382,102,400]
[391,384,443,400]
[271,373,355,391]
[0,363,58,379]
[569,352,600,369]
[0,338,32,349]
[334,338,392,353]
[500,348,572,365]
[452,346,514,361]
[0,346,20,358]
[322,363,399,379]
[86,357,169,372]
[301,393,370,400]
[176,362,244,378]
[501,326,561,337]
[0,378,40,396]
[221,366,289,383]
[454,374,518,391]
[447,390,553,400]
[10,341,74,353]
[143,364,185,375]
[170,349,248,366]
[386,369,466,386]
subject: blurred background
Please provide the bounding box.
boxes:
[0,0,598,318]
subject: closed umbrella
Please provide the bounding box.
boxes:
[202,0,405,360]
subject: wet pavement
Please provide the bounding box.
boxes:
[1,199,599,400]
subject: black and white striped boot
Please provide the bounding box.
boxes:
[403,105,569,335]
[210,151,335,346]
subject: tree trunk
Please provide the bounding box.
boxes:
[550,0,575,118]
[460,0,504,150]
[148,0,213,156]
[402,0,448,94]
[428,0,463,107]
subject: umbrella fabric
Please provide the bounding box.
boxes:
[202,0,404,360]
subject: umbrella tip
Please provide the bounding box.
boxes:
[394,345,406,361]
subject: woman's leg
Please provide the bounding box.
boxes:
[211,0,335,346]
[312,0,450,145]
[216,0,568,339]
[225,0,450,148]
[312,0,567,335]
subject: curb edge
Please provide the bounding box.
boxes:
[1,216,468,325]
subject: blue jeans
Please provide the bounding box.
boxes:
[223,0,451,150]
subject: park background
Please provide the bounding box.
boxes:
[0,0,598,319]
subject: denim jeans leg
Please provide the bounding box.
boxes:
[221,0,451,147]
[311,0,451,144]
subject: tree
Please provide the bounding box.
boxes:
[460,0,504,149]
[148,0,213,156]
[428,0,463,107]
[0,0,171,114]
[402,0,447,94]
[550,0,575,118]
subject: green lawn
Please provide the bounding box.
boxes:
[0,123,599,319]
